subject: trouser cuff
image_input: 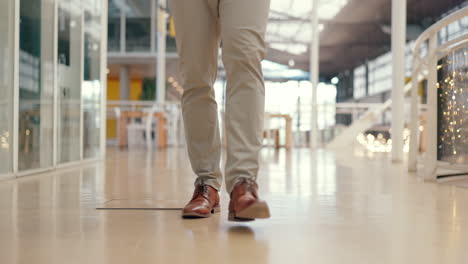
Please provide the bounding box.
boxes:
[227,176,257,194]
[194,177,221,192]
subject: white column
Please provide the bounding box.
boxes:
[79,7,85,161]
[408,59,419,172]
[120,65,130,100]
[310,0,320,149]
[52,0,58,167]
[391,0,407,162]
[150,0,156,52]
[42,0,57,166]
[12,0,20,173]
[423,35,438,180]
[120,0,125,53]
[100,0,109,159]
[156,0,167,103]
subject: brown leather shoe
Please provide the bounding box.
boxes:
[182,184,220,218]
[228,178,270,221]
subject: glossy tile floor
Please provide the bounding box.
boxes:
[1,147,467,264]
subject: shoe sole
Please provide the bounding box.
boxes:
[182,205,220,219]
[228,201,270,222]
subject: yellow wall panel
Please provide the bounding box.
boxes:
[130,79,143,100]
[107,78,120,100]
[106,77,143,139]
[106,119,117,139]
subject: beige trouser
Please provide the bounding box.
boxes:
[170,0,270,193]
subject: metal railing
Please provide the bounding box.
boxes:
[106,100,184,147]
[326,81,414,149]
[265,102,388,147]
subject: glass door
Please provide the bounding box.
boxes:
[18,0,54,171]
[0,0,15,175]
[83,0,103,158]
[57,0,83,164]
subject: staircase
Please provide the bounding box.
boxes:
[327,82,412,149]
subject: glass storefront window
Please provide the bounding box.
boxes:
[57,0,83,164]
[126,0,151,52]
[83,0,103,158]
[1,0,105,175]
[166,35,177,53]
[0,0,14,175]
[108,0,121,52]
[18,0,54,171]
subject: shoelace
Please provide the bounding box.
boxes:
[236,178,258,197]
[195,184,209,197]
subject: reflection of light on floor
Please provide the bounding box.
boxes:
[315,151,336,198]
[263,149,336,197]
[264,149,337,215]
[453,199,457,219]
[356,129,410,153]
[3,147,468,262]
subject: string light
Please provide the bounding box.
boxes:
[437,47,467,164]
[355,48,466,155]
[356,129,411,153]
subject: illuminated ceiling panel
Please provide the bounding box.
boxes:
[266,0,349,55]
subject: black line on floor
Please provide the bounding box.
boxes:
[96,208,183,210]
[437,172,468,179]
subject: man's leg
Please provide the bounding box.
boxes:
[219,0,271,221]
[219,0,270,194]
[170,0,222,191]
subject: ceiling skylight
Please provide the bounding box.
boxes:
[267,0,349,55]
